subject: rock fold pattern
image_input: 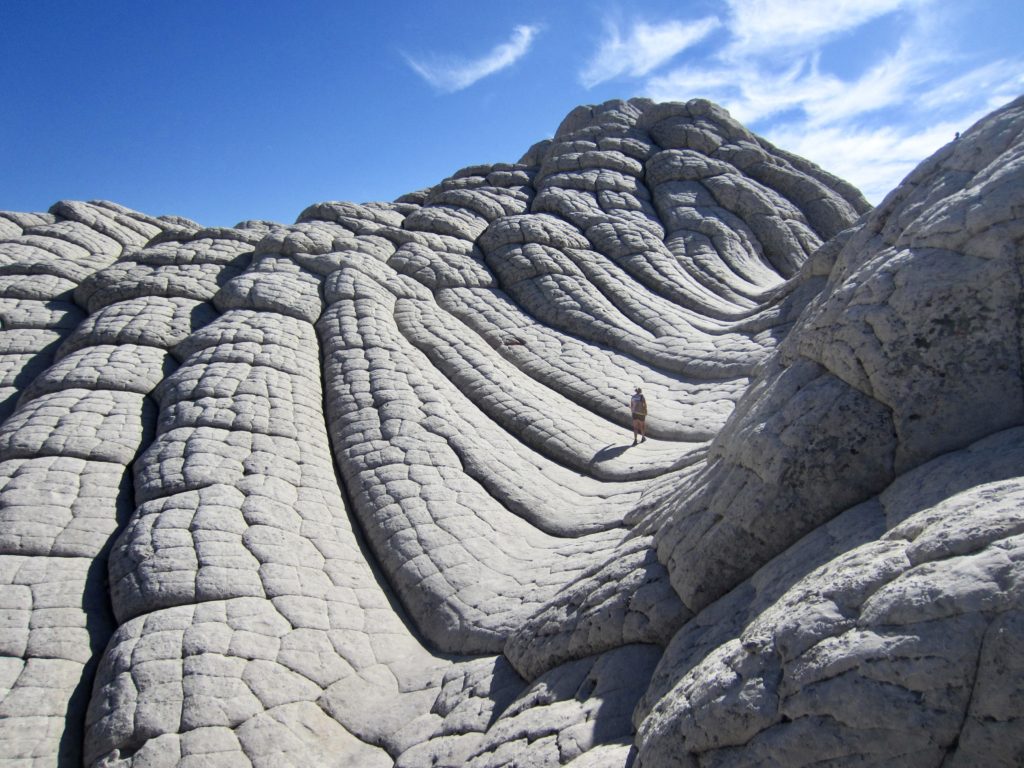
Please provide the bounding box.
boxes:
[0,95,1022,767]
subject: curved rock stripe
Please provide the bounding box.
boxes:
[0,95,1019,767]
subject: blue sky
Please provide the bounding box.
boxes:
[2,0,1021,228]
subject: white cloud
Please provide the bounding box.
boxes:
[646,56,843,124]
[762,120,965,202]
[797,38,943,126]
[650,55,1019,202]
[569,0,1018,203]
[638,0,1024,202]
[645,3,938,125]
[580,17,721,88]
[917,59,1024,114]
[724,0,922,56]
[405,25,539,93]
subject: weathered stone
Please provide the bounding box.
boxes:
[0,95,1021,767]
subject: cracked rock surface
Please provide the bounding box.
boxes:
[0,95,1021,766]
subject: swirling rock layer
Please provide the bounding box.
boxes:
[0,95,1021,767]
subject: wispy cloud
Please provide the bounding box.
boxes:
[405,24,540,93]
[764,120,966,202]
[917,59,1024,114]
[646,0,936,125]
[633,0,1022,202]
[724,0,920,56]
[648,38,938,127]
[646,57,839,125]
[580,17,721,88]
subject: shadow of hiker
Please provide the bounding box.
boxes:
[590,443,631,464]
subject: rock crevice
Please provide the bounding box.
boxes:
[0,95,1022,767]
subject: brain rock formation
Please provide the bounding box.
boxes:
[1,95,1023,767]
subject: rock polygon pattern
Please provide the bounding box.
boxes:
[0,95,1021,766]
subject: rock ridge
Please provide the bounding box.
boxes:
[0,95,1020,766]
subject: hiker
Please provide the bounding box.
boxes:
[630,387,647,445]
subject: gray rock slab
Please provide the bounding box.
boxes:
[0,95,1022,768]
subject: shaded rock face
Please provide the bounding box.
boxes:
[0,94,1021,767]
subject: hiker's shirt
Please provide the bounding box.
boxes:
[631,394,647,418]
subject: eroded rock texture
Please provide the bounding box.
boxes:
[0,95,1021,767]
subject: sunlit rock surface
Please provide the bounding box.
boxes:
[0,95,1021,767]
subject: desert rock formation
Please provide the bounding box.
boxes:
[0,95,1022,767]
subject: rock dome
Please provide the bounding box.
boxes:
[0,95,1022,767]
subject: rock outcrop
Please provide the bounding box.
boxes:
[0,94,1021,767]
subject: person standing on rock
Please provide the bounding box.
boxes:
[631,387,647,445]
